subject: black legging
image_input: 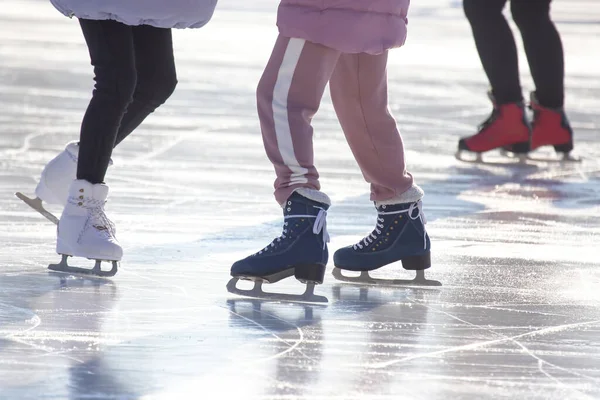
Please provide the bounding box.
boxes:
[463,0,564,108]
[77,19,178,184]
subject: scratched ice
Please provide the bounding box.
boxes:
[1,0,599,399]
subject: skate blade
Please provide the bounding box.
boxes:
[526,154,583,163]
[49,254,118,278]
[456,150,529,166]
[15,192,59,225]
[226,278,328,304]
[455,150,483,164]
[332,267,442,288]
[500,149,583,164]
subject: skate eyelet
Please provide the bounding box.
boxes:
[79,189,84,193]
[79,195,83,199]
[287,201,291,205]
[78,202,83,206]
[287,207,291,212]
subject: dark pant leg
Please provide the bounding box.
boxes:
[463,0,523,104]
[114,25,177,146]
[511,0,564,108]
[77,19,136,184]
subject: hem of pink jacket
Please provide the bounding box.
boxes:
[277,5,408,55]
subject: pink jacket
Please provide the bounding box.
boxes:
[277,0,410,55]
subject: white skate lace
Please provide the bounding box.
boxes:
[76,198,117,243]
[256,207,329,255]
[353,201,427,250]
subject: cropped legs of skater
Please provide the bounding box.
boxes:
[52,20,177,275]
[18,0,217,275]
[228,0,437,303]
[457,0,575,161]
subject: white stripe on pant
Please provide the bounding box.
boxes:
[258,34,414,205]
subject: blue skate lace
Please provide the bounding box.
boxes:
[353,201,427,251]
[256,207,329,255]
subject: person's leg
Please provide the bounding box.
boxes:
[511,0,573,154]
[511,0,564,108]
[329,51,414,203]
[463,0,522,104]
[54,19,131,271]
[77,19,137,184]
[114,25,178,146]
[330,52,431,277]
[230,35,341,288]
[257,35,340,205]
[457,0,530,156]
[56,19,136,273]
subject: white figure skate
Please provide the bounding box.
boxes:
[51,180,122,277]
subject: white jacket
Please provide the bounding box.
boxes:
[50,0,218,29]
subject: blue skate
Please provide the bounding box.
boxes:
[227,191,330,303]
[333,201,441,286]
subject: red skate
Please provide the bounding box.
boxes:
[529,92,575,157]
[457,93,531,162]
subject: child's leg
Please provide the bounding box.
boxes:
[329,51,415,203]
[330,51,432,279]
[511,0,564,108]
[229,36,340,291]
[53,19,130,270]
[257,35,341,205]
[463,0,522,104]
[114,25,178,146]
[77,19,137,184]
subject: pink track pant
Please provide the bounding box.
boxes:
[258,35,414,205]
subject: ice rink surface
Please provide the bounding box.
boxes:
[1,0,599,399]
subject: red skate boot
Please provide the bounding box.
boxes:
[457,93,531,162]
[529,92,576,160]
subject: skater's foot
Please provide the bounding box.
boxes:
[529,92,574,154]
[56,180,122,262]
[230,189,330,285]
[333,189,438,286]
[457,92,531,157]
[334,196,430,272]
